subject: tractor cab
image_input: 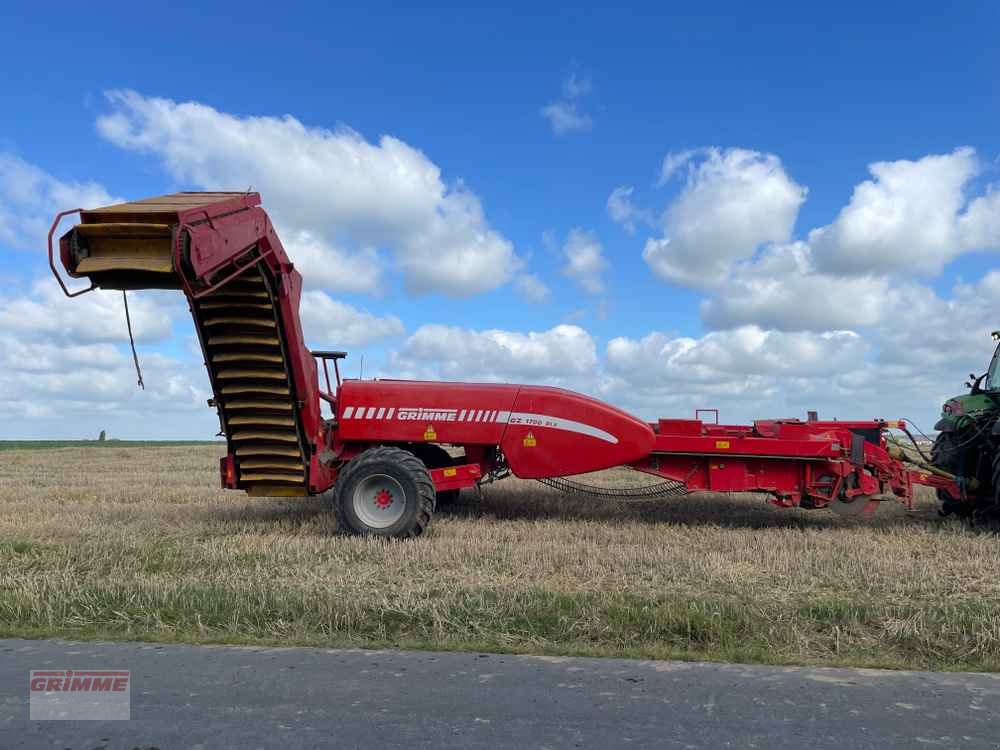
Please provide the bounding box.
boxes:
[982,333,1000,392]
[935,331,1000,433]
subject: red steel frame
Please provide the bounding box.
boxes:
[631,417,959,511]
[50,194,967,515]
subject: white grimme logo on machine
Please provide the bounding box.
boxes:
[340,405,620,444]
[341,406,509,423]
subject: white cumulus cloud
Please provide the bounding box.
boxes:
[562,228,608,294]
[298,291,404,348]
[514,273,552,303]
[541,71,594,135]
[606,185,653,234]
[0,152,119,252]
[0,281,178,344]
[809,148,1000,275]
[96,90,520,297]
[642,147,807,288]
[700,242,889,332]
[393,323,597,384]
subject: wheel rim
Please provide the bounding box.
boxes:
[353,474,407,529]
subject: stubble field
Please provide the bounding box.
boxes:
[1,444,999,671]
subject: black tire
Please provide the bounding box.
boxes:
[334,446,435,538]
[931,431,962,474]
[992,449,1000,511]
[932,431,966,510]
[402,443,462,505]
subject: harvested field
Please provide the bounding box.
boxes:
[1,444,999,670]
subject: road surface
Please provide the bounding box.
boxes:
[1,638,998,748]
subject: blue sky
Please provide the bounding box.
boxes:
[2,2,999,438]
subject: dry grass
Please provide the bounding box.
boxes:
[2,445,1000,670]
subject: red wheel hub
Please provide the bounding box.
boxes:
[374,488,394,509]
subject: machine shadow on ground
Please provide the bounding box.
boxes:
[196,477,957,536]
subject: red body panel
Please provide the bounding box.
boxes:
[337,380,518,446]
[337,380,656,479]
[501,386,655,478]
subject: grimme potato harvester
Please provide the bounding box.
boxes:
[50,193,966,537]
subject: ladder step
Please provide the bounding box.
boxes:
[75,222,172,237]
[206,290,270,299]
[213,352,284,365]
[238,459,304,471]
[203,317,277,328]
[245,485,308,497]
[199,301,275,311]
[231,430,299,443]
[208,335,280,347]
[216,368,287,380]
[235,446,302,458]
[238,472,305,483]
[228,415,296,427]
[220,384,290,396]
[222,399,292,411]
[77,255,173,274]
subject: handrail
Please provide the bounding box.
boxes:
[311,350,346,403]
[48,209,96,298]
[695,408,720,424]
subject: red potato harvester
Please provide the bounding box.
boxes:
[50,193,965,537]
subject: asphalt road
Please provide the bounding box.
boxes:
[1,638,999,749]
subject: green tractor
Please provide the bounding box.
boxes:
[932,331,1000,517]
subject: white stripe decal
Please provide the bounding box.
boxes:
[342,406,354,419]
[458,409,467,422]
[496,411,511,424]
[386,407,395,420]
[508,412,619,444]
[366,406,376,419]
[376,407,385,419]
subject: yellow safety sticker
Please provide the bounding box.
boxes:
[443,467,457,477]
[423,425,437,441]
[523,431,537,447]
[715,440,730,449]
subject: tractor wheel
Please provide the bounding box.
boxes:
[403,443,462,505]
[988,450,1000,521]
[334,446,435,538]
[931,431,963,474]
[931,431,969,513]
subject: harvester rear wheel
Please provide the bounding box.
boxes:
[334,446,435,538]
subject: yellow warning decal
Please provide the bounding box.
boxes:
[715,440,730,449]
[523,431,537,448]
[423,425,437,441]
[443,467,457,477]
